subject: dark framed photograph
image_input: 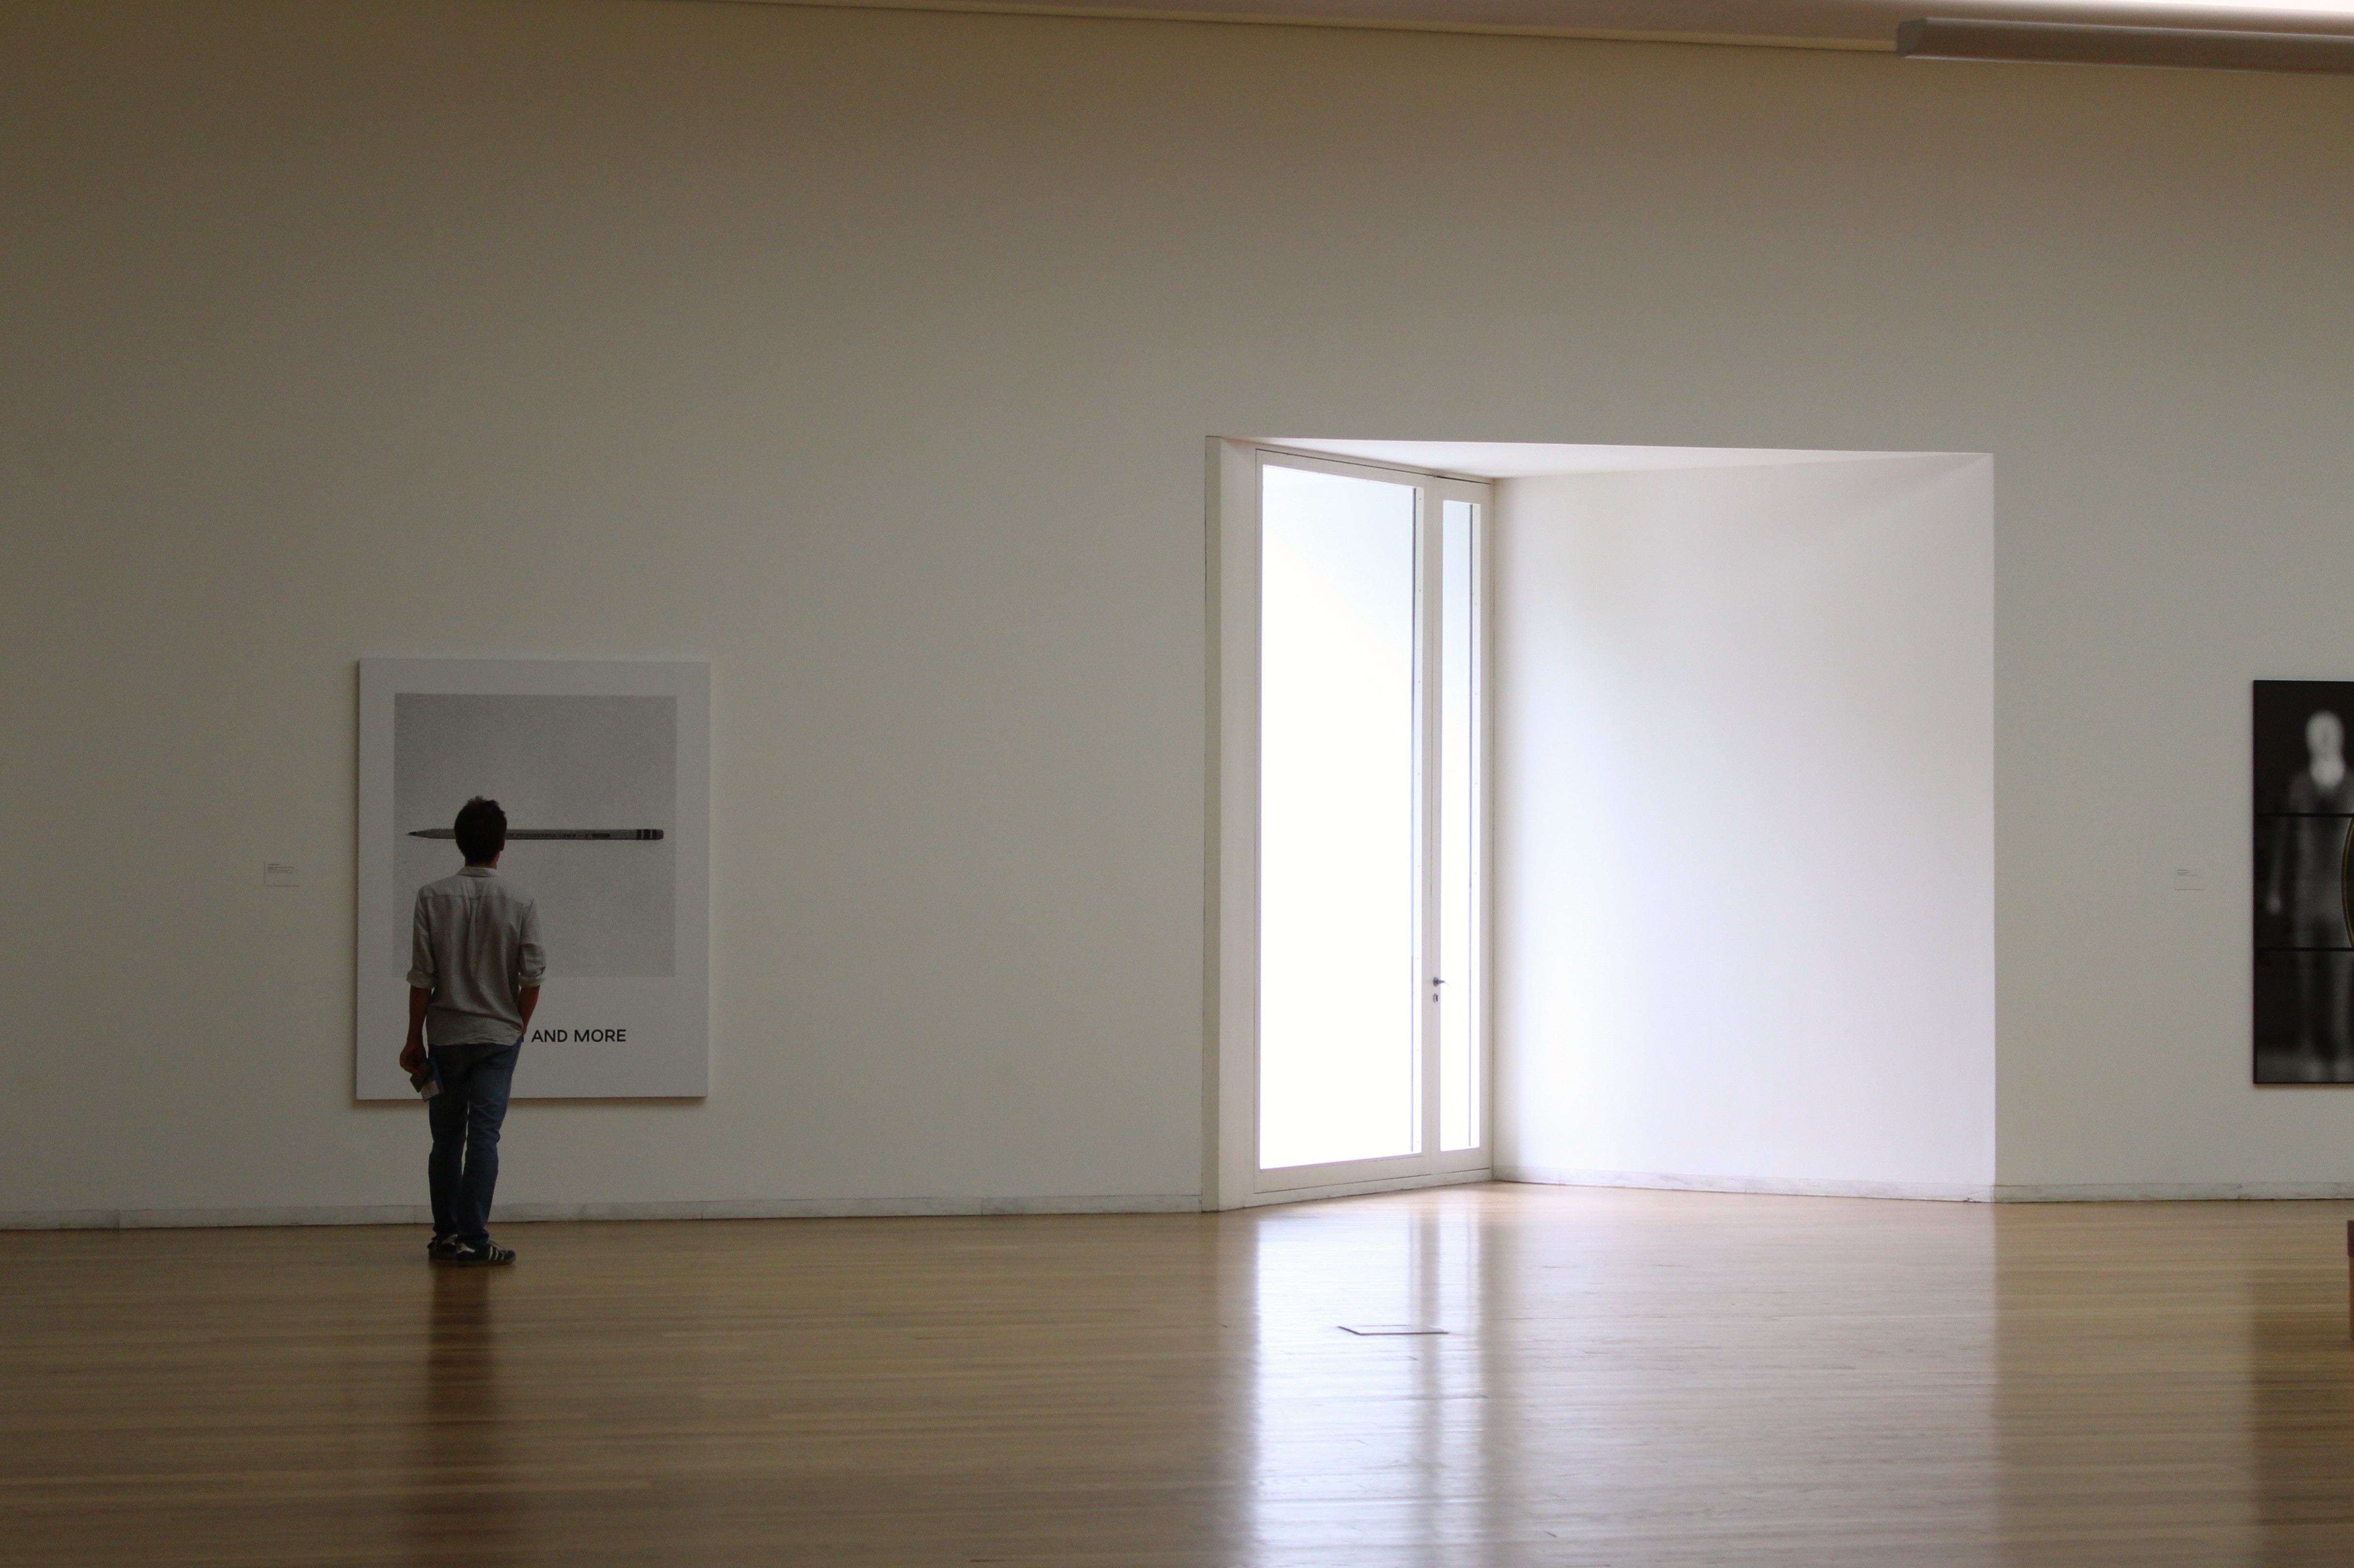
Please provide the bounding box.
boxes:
[2254,681,2354,1083]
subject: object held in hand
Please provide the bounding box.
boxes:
[409,1057,440,1099]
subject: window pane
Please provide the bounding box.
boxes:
[1259,464,1419,1171]
[1438,500,1481,1152]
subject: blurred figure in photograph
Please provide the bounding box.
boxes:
[2266,710,2354,1080]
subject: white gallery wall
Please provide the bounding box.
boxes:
[8,0,2354,1220]
[1491,457,1997,1198]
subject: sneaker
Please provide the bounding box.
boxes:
[446,1241,516,1268]
[426,1236,461,1262]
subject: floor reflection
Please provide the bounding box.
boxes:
[2248,1242,2354,1565]
[1991,1202,2253,1567]
[403,1264,522,1565]
[1249,1184,2005,1566]
[1250,1193,1490,1563]
[1990,1202,2354,1567]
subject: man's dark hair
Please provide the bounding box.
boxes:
[453,797,507,864]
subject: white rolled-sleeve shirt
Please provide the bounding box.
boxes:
[408,867,547,1048]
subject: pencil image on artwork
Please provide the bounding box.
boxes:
[394,693,677,980]
[409,828,666,841]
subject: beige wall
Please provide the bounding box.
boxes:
[6,0,2353,1219]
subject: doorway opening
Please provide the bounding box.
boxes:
[1210,443,1493,1206]
[1209,437,1995,1211]
[1252,450,1490,1195]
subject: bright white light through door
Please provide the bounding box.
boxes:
[1258,464,1419,1171]
[1437,498,1482,1153]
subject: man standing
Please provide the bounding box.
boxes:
[399,796,546,1266]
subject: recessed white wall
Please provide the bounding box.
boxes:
[1491,457,1996,1198]
[9,0,2354,1221]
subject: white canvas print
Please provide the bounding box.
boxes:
[357,659,710,1099]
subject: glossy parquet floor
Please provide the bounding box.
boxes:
[6,1184,2354,1566]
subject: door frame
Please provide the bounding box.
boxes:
[1204,438,1494,1210]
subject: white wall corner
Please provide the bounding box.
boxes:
[1492,456,1996,1196]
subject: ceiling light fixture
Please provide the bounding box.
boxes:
[1897,15,2354,71]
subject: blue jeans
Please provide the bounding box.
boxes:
[427,1043,521,1249]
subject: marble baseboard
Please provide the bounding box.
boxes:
[1233,1167,1494,1209]
[1501,1166,1995,1202]
[1988,1182,2354,1202]
[0,1193,1204,1230]
[21,1178,2354,1229]
[1501,1168,2354,1203]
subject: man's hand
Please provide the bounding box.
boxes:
[400,985,432,1078]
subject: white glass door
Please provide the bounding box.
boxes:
[1254,451,1487,1195]
[1258,463,1420,1171]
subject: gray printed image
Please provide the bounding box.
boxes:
[2254,680,2354,1084]
[393,694,676,979]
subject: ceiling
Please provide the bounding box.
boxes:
[718,0,2354,49]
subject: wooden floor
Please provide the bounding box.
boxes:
[6,1184,2354,1566]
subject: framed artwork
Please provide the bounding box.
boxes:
[2254,680,2354,1084]
[355,658,710,1099]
